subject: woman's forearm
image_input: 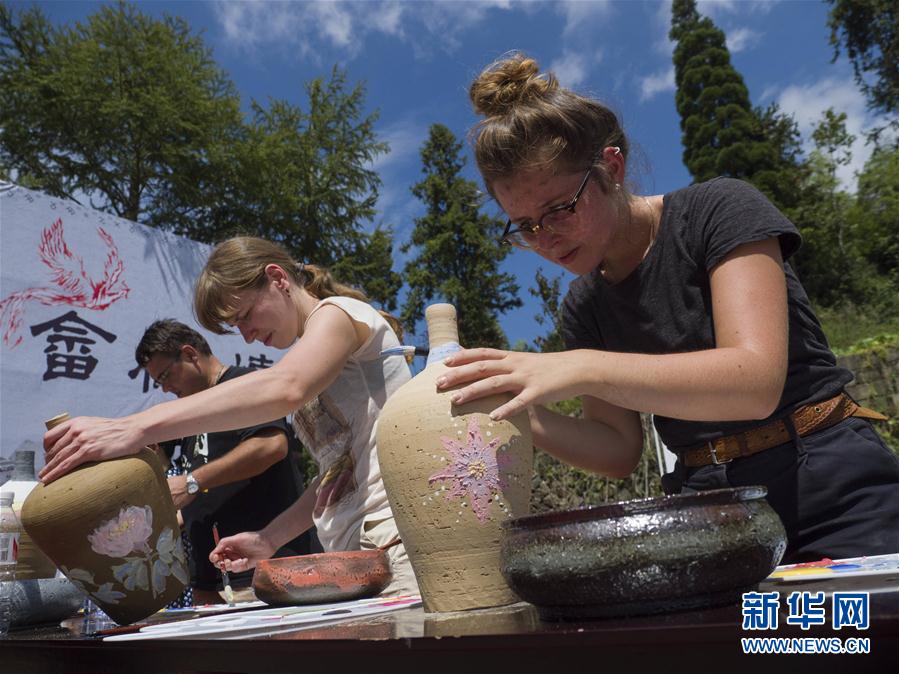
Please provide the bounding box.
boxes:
[261,477,318,551]
[575,347,786,422]
[132,364,306,447]
[528,405,642,479]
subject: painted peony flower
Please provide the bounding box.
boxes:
[429,417,511,523]
[88,504,154,558]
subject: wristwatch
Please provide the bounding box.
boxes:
[185,472,201,496]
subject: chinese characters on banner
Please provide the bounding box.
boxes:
[0,184,284,465]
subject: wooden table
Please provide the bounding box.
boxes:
[3,575,897,673]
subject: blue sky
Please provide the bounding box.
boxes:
[30,0,887,348]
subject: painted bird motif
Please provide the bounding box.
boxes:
[0,218,130,348]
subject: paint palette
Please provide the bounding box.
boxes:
[103,595,421,641]
[767,553,899,583]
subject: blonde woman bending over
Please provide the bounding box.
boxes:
[43,236,418,596]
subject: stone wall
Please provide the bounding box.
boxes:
[839,345,899,451]
[839,347,899,418]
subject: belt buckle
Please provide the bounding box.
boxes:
[709,441,732,465]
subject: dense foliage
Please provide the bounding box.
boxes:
[401,124,520,348]
[0,1,242,222]
[827,0,898,121]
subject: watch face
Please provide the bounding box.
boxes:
[186,475,199,494]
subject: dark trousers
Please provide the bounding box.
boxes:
[662,417,899,563]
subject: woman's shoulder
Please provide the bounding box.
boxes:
[312,296,378,321]
[666,177,764,207]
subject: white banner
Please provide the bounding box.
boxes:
[0,183,284,476]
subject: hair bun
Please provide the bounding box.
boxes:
[469,52,557,117]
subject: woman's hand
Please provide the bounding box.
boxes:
[437,348,586,420]
[41,416,146,484]
[209,531,276,573]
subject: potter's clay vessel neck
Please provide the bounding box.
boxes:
[424,303,461,366]
[44,413,70,431]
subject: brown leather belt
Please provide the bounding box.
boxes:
[679,393,888,468]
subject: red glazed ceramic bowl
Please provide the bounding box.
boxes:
[252,550,392,606]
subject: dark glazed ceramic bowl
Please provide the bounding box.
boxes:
[500,486,786,620]
[252,549,392,606]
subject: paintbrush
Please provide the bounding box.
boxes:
[212,522,235,607]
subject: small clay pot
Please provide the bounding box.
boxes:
[500,486,787,620]
[252,549,392,606]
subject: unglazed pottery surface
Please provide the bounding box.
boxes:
[377,304,534,613]
[21,447,187,625]
[252,550,391,606]
[500,486,787,620]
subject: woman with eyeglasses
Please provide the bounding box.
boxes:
[436,52,899,563]
[41,236,418,597]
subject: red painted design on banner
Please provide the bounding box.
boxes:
[0,218,130,348]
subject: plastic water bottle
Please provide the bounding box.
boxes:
[0,491,19,637]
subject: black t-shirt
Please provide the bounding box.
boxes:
[561,178,853,449]
[179,366,311,589]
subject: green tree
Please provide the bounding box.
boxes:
[853,145,899,290]
[530,267,566,353]
[669,0,804,211]
[827,0,898,119]
[0,1,242,222]
[332,227,402,312]
[788,109,872,306]
[169,71,400,309]
[402,124,520,348]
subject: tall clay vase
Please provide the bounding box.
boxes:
[4,448,58,580]
[21,413,188,625]
[377,304,533,612]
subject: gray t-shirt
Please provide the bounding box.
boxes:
[561,177,853,449]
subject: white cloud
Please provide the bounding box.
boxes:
[725,27,759,53]
[639,67,675,103]
[555,0,614,37]
[697,0,779,18]
[371,120,427,173]
[368,118,430,246]
[370,0,405,36]
[776,77,888,190]
[549,50,602,89]
[212,0,516,61]
[652,0,675,56]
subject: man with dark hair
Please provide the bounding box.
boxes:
[136,319,314,604]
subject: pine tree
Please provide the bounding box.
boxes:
[0,1,242,222]
[828,0,898,119]
[192,69,400,310]
[402,124,520,349]
[669,0,804,211]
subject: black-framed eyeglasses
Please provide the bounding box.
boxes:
[153,354,181,388]
[500,166,593,249]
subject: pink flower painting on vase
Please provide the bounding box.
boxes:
[61,504,188,605]
[88,505,154,557]
[428,417,517,523]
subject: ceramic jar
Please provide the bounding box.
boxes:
[3,448,58,580]
[377,304,533,612]
[21,414,188,625]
